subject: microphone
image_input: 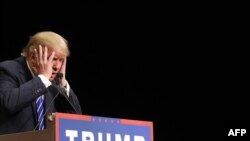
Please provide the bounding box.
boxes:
[55,73,78,113]
[33,73,65,131]
[55,73,63,87]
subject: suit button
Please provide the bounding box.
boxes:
[37,88,42,93]
[33,88,42,95]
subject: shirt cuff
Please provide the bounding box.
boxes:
[65,83,70,97]
[38,75,52,88]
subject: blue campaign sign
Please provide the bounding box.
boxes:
[55,113,153,141]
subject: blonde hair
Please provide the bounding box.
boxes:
[21,31,70,57]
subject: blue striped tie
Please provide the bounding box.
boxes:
[36,96,45,130]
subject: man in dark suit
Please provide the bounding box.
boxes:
[0,31,82,135]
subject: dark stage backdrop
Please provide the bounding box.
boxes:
[0,1,177,141]
[2,1,248,140]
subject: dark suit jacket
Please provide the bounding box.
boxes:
[0,57,82,135]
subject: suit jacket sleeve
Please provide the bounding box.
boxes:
[0,61,48,114]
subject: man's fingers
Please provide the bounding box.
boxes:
[43,46,48,63]
[61,57,67,77]
[48,51,55,62]
[39,45,43,63]
[34,49,39,62]
[63,57,67,68]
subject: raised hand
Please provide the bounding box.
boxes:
[32,45,55,79]
[59,57,68,87]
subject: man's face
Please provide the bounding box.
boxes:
[28,48,66,81]
[49,51,65,80]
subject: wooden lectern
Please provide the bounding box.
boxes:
[0,113,55,141]
[0,113,154,141]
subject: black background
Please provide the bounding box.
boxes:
[1,1,249,140]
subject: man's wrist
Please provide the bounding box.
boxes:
[62,80,68,88]
[38,74,52,88]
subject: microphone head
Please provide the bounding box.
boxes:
[57,73,63,79]
[55,73,63,85]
